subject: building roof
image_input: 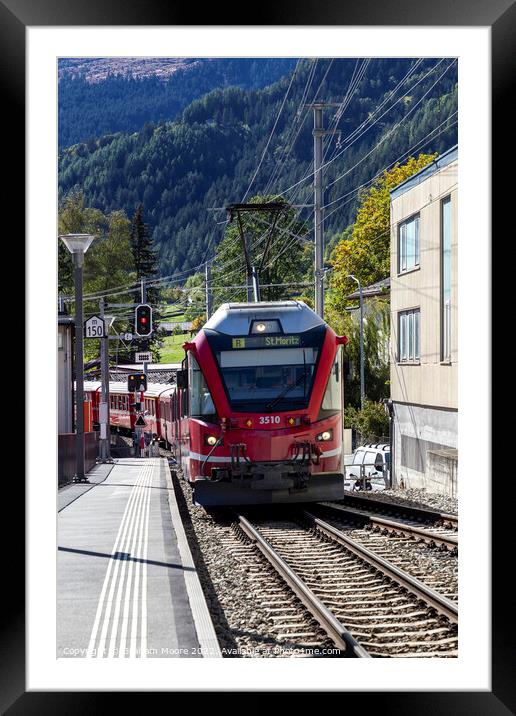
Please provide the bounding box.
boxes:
[390,145,458,200]
[346,277,390,301]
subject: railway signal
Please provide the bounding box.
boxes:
[127,373,147,392]
[135,303,153,337]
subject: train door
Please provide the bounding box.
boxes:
[177,358,189,478]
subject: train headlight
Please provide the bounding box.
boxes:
[316,430,333,442]
[205,435,218,446]
[250,319,281,334]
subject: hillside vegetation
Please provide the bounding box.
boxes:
[58,58,457,277]
[58,58,297,148]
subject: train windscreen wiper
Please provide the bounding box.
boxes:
[265,368,310,411]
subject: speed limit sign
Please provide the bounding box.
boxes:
[84,315,106,338]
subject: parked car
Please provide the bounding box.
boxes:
[344,443,390,491]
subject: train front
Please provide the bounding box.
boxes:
[185,301,347,505]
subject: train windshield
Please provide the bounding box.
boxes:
[207,326,326,412]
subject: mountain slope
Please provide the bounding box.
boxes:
[58,58,458,276]
[58,58,297,148]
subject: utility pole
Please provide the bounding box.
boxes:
[205,262,213,319]
[140,279,148,379]
[347,274,365,409]
[99,298,112,462]
[307,103,340,319]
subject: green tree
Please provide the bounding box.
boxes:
[183,272,206,322]
[131,203,159,282]
[211,195,311,309]
[345,398,390,443]
[326,297,390,409]
[330,153,437,306]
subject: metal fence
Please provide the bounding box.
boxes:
[58,432,98,486]
[352,431,390,450]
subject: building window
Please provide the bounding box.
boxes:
[398,214,420,273]
[398,309,420,362]
[441,196,452,361]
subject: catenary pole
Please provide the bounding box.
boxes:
[99,298,111,461]
[205,262,213,319]
[313,106,324,317]
[347,274,365,409]
[308,103,340,318]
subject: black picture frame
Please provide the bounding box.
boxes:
[7,0,507,710]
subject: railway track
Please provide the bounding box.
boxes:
[338,493,458,530]
[320,501,458,551]
[309,504,458,602]
[236,510,458,658]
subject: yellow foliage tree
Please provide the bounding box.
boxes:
[190,314,206,333]
[330,153,437,304]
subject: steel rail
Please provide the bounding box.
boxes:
[302,511,458,625]
[237,514,370,658]
[320,503,458,550]
[336,494,458,528]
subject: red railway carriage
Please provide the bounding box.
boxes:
[169,300,347,506]
[83,381,174,439]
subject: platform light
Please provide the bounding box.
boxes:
[59,233,96,482]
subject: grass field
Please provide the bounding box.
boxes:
[158,331,193,363]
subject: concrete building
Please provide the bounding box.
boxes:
[58,310,74,434]
[389,146,458,495]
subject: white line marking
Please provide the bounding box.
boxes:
[107,467,147,657]
[187,447,342,463]
[86,465,145,658]
[117,463,148,658]
[140,460,153,658]
[129,463,152,657]
[96,473,144,658]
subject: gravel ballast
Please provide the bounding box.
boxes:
[168,455,458,658]
[352,488,458,516]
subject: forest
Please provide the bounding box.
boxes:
[58,57,458,278]
[58,58,297,148]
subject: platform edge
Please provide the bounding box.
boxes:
[163,459,222,658]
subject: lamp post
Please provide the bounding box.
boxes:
[60,233,96,482]
[347,274,365,409]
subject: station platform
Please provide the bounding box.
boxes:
[57,457,221,658]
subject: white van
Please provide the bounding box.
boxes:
[344,443,390,491]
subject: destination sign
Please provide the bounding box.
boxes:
[232,335,301,349]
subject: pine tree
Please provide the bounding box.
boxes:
[131,203,159,281]
[130,203,164,361]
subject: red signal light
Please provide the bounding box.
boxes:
[135,304,152,336]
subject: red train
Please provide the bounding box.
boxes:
[85,300,347,506]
